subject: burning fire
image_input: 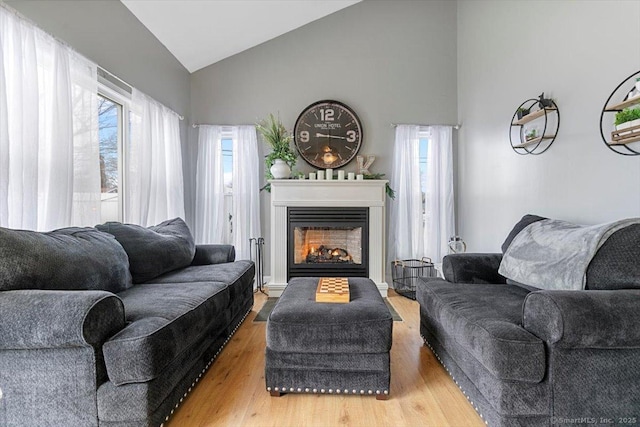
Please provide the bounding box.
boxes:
[303,244,352,263]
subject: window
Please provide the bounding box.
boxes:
[221,137,233,194]
[98,94,121,222]
[221,133,234,242]
[419,135,429,193]
[98,79,130,222]
[418,131,430,221]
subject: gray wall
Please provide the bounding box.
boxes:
[7,0,194,224]
[457,0,640,252]
[191,0,458,270]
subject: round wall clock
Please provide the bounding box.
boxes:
[293,100,363,169]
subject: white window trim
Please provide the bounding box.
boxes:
[98,80,131,222]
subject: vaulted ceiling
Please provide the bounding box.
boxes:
[120,0,361,73]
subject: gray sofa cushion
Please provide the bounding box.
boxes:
[103,281,230,385]
[416,279,545,383]
[149,260,255,319]
[0,226,132,292]
[586,224,640,290]
[96,218,196,283]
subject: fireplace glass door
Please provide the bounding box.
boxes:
[287,207,368,279]
[293,226,363,265]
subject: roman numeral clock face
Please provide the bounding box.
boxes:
[294,100,363,169]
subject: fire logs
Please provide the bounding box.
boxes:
[306,245,353,263]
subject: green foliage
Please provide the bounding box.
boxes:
[362,173,395,199]
[614,107,640,126]
[256,113,297,185]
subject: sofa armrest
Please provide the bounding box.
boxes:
[523,290,640,348]
[191,244,236,265]
[0,290,125,350]
[442,253,506,284]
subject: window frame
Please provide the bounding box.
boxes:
[219,127,234,196]
[97,79,131,222]
[418,128,431,194]
[219,127,235,243]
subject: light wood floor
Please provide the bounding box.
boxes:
[166,290,485,427]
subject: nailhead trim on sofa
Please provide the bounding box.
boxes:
[159,306,252,427]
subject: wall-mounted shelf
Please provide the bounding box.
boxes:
[600,70,640,155]
[509,95,560,155]
[512,108,558,126]
[604,96,640,112]
[512,136,554,149]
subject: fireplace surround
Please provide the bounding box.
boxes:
[268,179,388,297]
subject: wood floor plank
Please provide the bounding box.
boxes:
[166,290,485,427]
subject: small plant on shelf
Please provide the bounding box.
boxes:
[614,107,640,129]
[516,107,530,120]
[525,128,538,141]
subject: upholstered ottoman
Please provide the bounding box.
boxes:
[265,277,392,399]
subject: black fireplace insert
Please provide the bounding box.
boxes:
[287,207,369,280]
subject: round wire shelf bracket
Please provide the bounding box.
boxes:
[509,97,560,155]
[600,70,640,156]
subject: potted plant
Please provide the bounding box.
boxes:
[614,107,640,131]
[525,128,538,141]
[516,107,530,120]
[256,113,297,180]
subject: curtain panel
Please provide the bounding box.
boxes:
[127,89,185,226]
[424,126,455,263]
[388,125,423,262]
[194,125,226,244]
[0,5,99,231]
[195,125,261,260]
[232,126,261,260]
[389,124,455,264]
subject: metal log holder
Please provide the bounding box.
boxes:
[391,257,437,300]
[249,237,267,294]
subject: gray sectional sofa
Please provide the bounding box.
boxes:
[0,218,255,427]
[417,214,640,427]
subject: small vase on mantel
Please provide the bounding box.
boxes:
[270,159,291,179]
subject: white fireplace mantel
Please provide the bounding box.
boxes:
[268,179,388,297]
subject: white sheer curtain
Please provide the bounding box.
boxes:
[194,125,226,244]
[424,126,455,263]
[232,126,261,260]
[388,124,455,264]
[0,5,99,231]
[127,89,185,226]
[388,125,423,262]
[195,125,261,259]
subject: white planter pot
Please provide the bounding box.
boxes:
[270,159,291,179]
[616,118,640,131]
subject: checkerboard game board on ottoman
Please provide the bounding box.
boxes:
[265,277,393,399]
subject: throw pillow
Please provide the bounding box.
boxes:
[501,214,546,254]
[96,218,196,283]
[0,226,132,292]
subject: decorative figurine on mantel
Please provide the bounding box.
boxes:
[357,155,375,175]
